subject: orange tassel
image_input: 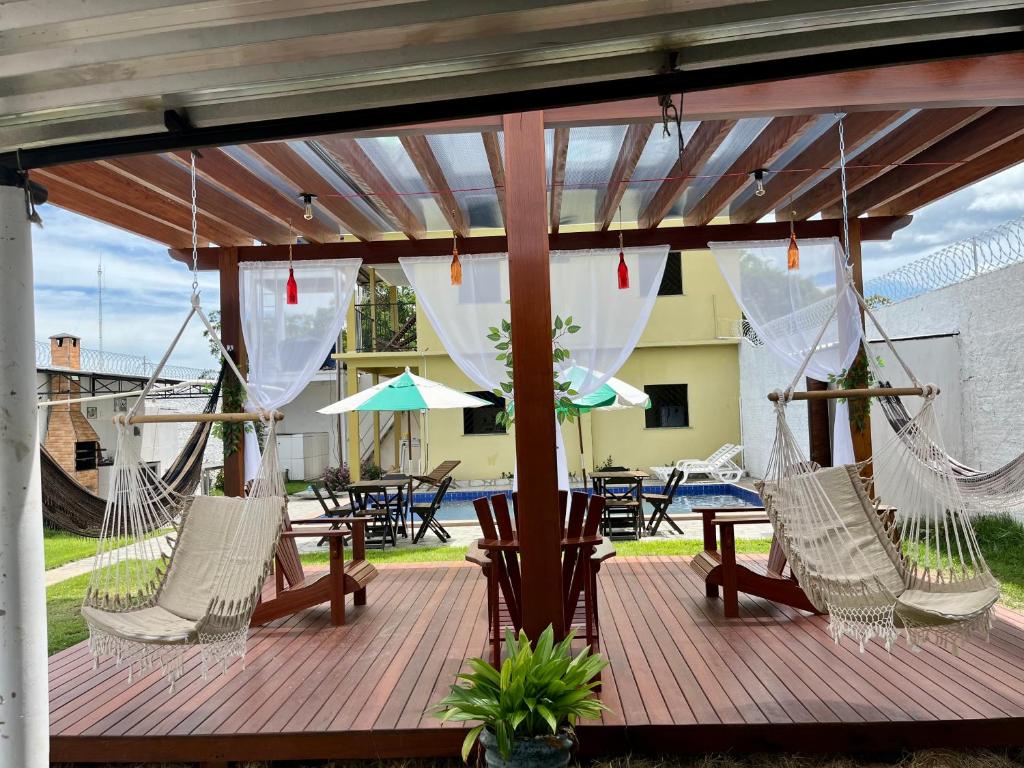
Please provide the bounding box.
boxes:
[450,243,462,286]
[787,231,800,271]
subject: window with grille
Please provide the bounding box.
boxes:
[464,391,507,435]
[644,384,689,428]
[658,251,683,296]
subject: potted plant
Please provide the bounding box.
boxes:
[437,626,607,767]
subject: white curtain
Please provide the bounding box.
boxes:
[711,237,861,464]
[401,246,668,488]
[239,258,361,480]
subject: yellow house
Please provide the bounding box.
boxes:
[335,250,741,483]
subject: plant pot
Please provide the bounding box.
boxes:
[478,728,573,768]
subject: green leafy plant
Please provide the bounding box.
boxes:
[360,460,383,481]
[488,312,582,428]
[828,354,885,433]
[437,625,607,762]
[596,455,616,472]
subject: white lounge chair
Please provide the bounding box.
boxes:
[651,444,744,484]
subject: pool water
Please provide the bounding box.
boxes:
[417,483,761,522]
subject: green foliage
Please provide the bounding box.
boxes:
[323,465,352,491]
[437,625,607,761]
[489,312,582,428]
[828,354,885,432]
[43,529,104,570]
[596,455,617,471]
[361,461,383,481]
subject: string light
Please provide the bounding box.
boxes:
[300,192,316,221]
[752,169,767,197]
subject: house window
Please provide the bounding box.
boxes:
[75,440,98,471]
[644,384,689,428]
[658,251,683,296]
[464,391,506,435]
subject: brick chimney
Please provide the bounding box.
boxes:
[43,332,101,493]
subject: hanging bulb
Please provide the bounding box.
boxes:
[753,169,766,197]
[450,237,462,286]
[300,193,316,221]
[286,267,299,304]
[617,231,629,290]
[787,230,800,271]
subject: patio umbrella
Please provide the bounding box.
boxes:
[318,368,490,474]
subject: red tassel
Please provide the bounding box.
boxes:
[787,231,800,271]
[286,267,298,305]
[450,244,462,286]
[617,249,629,290]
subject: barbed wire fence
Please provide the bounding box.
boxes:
[35,340,213,381]
[864,215,1024,305]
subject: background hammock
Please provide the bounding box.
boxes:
[40,367,224,537]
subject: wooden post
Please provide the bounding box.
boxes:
[806,377,833,467]
[368,268,378,351]
[389,284,399,349]
[345,301,361,481]
[503,111,565,641]
[846,218,873,467]
[218,246,246,497]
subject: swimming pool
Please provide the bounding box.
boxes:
[418,483,762,522]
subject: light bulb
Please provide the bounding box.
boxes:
[300,193,316,221]
[753,169,766,197]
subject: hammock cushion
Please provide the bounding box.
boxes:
[896,586,1001,627]
[81,605,197,645]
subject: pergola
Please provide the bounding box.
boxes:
[3,4,1024,765]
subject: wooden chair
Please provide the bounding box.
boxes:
[688,506,817,618]
[411,459,461,491]
[412,475,453,543]
[592,475,643,540]
[645,467,686,535]
[311,481,350,546]
[250,510,378,627]
[467,491,615,665]
[347,486,398,549]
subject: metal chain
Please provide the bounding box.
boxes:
[837,113,851,267]
[190,151,199,294]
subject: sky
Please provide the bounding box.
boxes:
[30,163,1024,370]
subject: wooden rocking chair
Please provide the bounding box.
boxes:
[250,510,378,627]
[467,491,615,665]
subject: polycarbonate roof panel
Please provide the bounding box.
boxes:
[290,140,393,233]
[625,122,698,222]
[674,117,772,219]
[354,136,448,231]
[558,125,627,228]
[427,133,503,229]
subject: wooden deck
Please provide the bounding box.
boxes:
[50,556,1024,764]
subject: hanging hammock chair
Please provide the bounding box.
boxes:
[878,390,1024,519]
[82,296,286,690]
[40,366,224,537]
[761,272,1000,651]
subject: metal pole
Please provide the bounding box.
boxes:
[0,182,49,767]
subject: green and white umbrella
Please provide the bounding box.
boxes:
[318,368,491,414]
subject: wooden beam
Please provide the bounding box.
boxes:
[102,154,293,244]
[549,128,569,234]
[730,111,904,224]
[218,246,246,498]
[503,110,563,641]
[598,124,653,232]
[36,172,193,248]
[481,131,506,225]
[872,132,1024,215]
[175,148,337,244]
[783,107,989,220]
[399,135,468,237]
[42,161,247,246]
[316,136,425,239]
[244,142,382,242]
[846,219,873,470]
[637,120,735,229]
[840,107,1024,217]
[172,217,912,270]
[688,114,818,226]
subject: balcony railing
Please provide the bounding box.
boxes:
[353,300,417,352]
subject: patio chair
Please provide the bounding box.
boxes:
[412,475,453,543]
[347,487,398,550]
[411,459,461,491]
[645,467,686,535]
[251,507,378,627]
[311,481,351,546]
[466,491,614,665]
[592,474,643,541]
[652,444,744,484]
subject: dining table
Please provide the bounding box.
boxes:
[347,475,414,540]
[589,469,650,540]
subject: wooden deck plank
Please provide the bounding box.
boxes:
[48,558,1024,764]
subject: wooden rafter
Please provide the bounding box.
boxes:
[102,155,292,244]
[637,120,735,230]
[37,172,194,249]
[398,135,468,237]
[173,148,336,244]
[549,128,570,234]
[730,111,904,224]
[316,136,425,239]
[687,114,818,226]
[244,142,382,242]
[481,131,506,225]
[41,161,247,246]
[783,107,990,220]
[598,124,653,232]
[871,133,1024,215]
[838,107,1024,218]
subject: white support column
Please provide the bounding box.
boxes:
[0,181,49,767]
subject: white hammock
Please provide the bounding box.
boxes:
[762,271,1000,651]
[82,296,285,690]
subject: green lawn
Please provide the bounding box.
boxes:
[43,528,103,570]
